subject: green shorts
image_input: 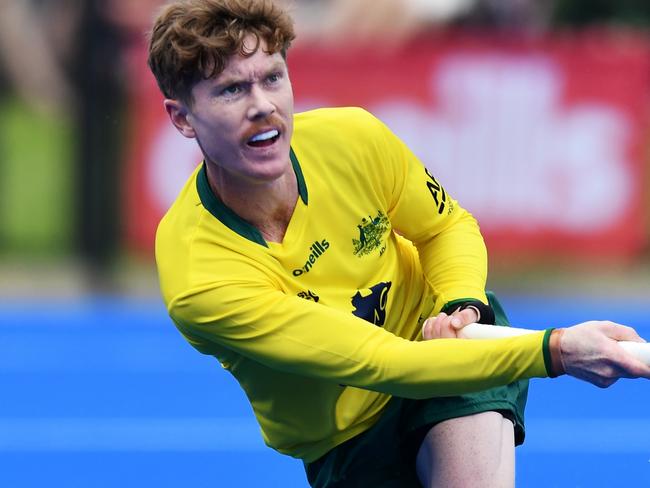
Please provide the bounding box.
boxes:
[304,292,529,488]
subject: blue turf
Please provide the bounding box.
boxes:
[0,295,648,487]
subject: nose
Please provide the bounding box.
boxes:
[247,85,275,120]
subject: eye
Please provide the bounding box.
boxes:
[221,84,242,97]
[266,72,282,84]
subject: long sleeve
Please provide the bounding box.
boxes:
[170,279,550,399]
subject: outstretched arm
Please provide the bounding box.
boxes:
[424,318,650,387]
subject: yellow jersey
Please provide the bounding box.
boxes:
[156,107,552,462]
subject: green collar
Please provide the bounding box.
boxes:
[196,147,308,247]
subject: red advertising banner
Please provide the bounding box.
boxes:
[123,31,650,260]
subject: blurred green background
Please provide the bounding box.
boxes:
[0,97,73,256]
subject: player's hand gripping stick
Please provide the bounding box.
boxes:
[459,323,650,366]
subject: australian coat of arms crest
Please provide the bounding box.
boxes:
[353,211,390,257]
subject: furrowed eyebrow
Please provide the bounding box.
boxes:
[215,61,286,88]
[213,76,244,90]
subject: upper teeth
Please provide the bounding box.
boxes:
[250,129,279,142]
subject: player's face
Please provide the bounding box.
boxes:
[167,36,294,186]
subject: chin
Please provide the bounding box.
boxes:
[246,154,291,179]
[251,164,290,183]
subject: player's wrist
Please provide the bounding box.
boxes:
[548,328,566,377]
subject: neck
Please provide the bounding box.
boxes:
[205,163,298,243]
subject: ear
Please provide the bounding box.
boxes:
[164,99,196,138]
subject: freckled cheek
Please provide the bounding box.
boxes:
[198,118,239,144]
[280,94,293,112]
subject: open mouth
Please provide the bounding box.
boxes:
[247,129,280,148]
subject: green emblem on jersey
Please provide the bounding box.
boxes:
[353,211,389,257]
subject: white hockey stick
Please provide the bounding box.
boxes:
[459,323,650,366]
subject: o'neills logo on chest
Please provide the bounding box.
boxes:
[292,240,330,276]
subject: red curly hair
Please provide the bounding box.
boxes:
[148,0,295,104]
